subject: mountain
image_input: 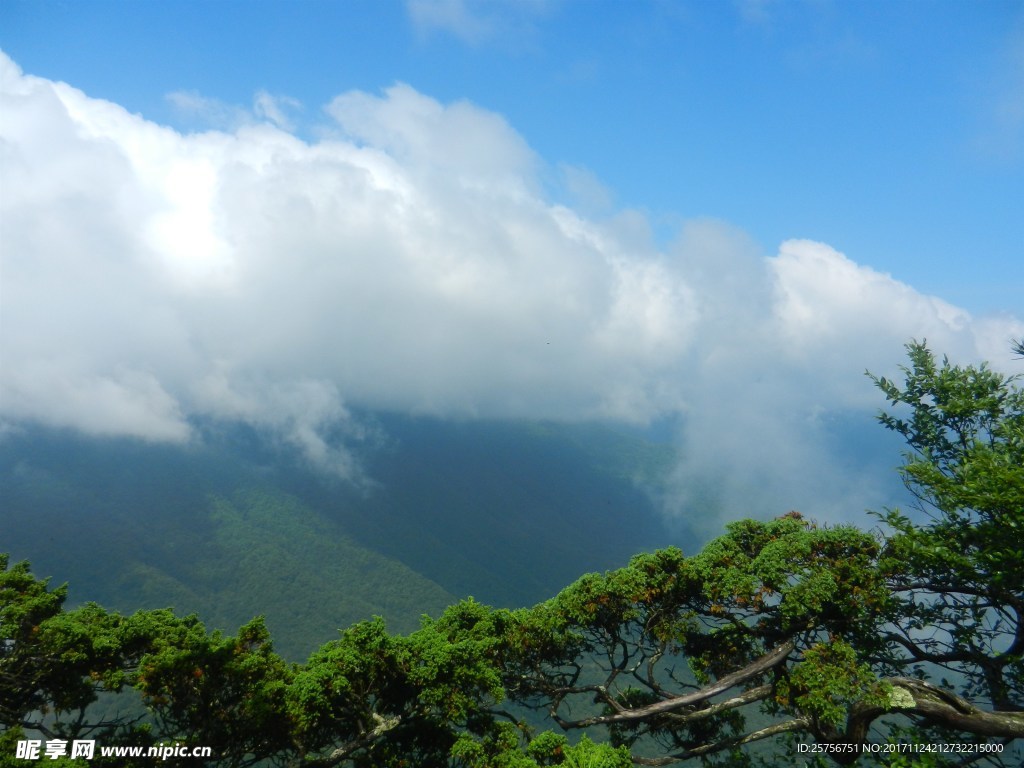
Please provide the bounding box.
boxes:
[0,415,690,660]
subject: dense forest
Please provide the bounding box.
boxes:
[2,342,1022,766]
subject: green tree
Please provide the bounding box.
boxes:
[0,555,154,742]
[868,341,1023,746]
[493,518,894,765]
[132,612,294,768]
[0,557,295,767]
[285,600,520,767]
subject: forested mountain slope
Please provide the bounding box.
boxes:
[0,415,683,660]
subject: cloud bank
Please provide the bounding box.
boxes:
[1,51,1021,515]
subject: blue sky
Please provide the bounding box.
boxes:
[3,0,1022,313]
[2,0,1023,522]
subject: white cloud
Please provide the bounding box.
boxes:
[4,362,190,443]
[166,90,249,130]
[1,51,1021,518]
[557,163,615,215]
[168,89,303,134]
[253,90,302,132]
[408,0,494,44]
[324,83,538,194]
[771,239,973,369]
[192,368,372,483]
[406,0,552,46]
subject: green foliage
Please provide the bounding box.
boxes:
[774,639,887,727]
[869,340,1024,714]
[288,616,434,765]
[451,729,631,768]
[555,735,632,768]
[0,555,155,740]
[1,554,72,724]
[870,340,1024,589]
[495,515,895,762]
[287,603,525,767]
[133,613,294,767]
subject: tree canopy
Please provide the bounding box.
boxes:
[2,341,1021,766]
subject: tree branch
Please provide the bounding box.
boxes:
[799,678,1024,764]
[878,678,1024,738]
[632,716,811,766]
[551,639,794,729]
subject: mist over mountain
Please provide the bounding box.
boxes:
[2,51,1021,541]
[2,416,694,659]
